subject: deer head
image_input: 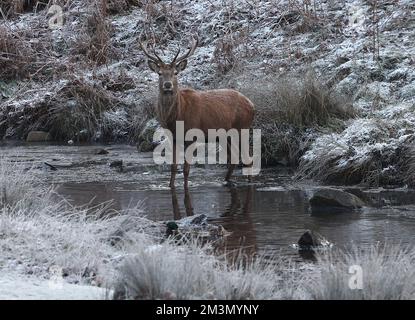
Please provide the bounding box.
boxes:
[140,37,198,96]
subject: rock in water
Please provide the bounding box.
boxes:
[26,131,51,142]
[109,160,123,169]
[298,230,331,250]
[96,148,109,155]
[43,162,57,171]
[309,188,365,213]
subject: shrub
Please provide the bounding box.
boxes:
[235,71,355,165]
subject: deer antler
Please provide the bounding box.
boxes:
[172,36,199,65]
[139,34,165,65]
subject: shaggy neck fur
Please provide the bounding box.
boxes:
[157,90,181,131]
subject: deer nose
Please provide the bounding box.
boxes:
[163,82,173,90]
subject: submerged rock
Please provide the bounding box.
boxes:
[26,131,51,142]
[95,148,109,155]
[109,160,123,169]
[309,188,365,213]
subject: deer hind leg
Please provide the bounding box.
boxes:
[240,130,254,183]
[169,142,177,189]
[241,150,254,183]
[225,139,238,182]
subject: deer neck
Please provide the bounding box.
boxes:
[157,89,181,131]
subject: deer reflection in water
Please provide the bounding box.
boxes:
[170,185,257,255]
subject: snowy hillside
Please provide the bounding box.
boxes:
[1,0,414,186]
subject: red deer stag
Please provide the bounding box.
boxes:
[140,36,255,189]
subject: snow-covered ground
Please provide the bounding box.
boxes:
[0,272,108,300]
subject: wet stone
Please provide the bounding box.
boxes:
[309,188,365,213]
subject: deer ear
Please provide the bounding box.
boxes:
[148,61,160,73]
[176,60,188,73]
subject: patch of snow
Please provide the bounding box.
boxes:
[0,272,109,300]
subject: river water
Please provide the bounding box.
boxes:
[2,143,415,259]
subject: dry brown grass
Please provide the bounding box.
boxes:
[106,0,141,14]
[43,79,121,141]
[0,78,127,141]
[139,0,184,45]
[0,0,70,18]
[212,29,253,75]
[0,0,37,18]
[0,20,69,81]
[238,71,355,165]
[128,90,157,147]
[0,26,33,79]
[72,2,117,66]
[243,71,355,128]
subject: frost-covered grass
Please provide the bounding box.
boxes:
[0,159,162,285]
[1,159,415,299]
[307,245,415,300]
[0,158,47,208]
[112,244,301,300]
[297,103,415,186]
[112,242,415,300]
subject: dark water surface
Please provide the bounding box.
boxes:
[57,180,415,258]
[3,143,415,258]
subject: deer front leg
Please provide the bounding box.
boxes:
[225,164,236,182]
[169,142,177,189]
[183,160,194,216]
